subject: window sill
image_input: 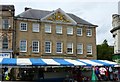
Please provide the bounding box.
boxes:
[20,51,27,53]
[77,34,82,36]
[77,53,83,55]
[45,32,51,34]
[32,52,39,54]
[86,35,92,37]
[86,54,93,57]
[67,34,73,36]
[32,31,39,33]
[20,30,27,32]
[56,33,63,35]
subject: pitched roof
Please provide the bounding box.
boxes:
[16,8,95,26]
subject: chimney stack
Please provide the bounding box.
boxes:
[25,7,31,11]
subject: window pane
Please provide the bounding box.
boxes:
[56,25,62,34]
[45,24,51,33]
[20,40,27,52]
[87,29,92,36]
[77,28,82,36]
[87,44,92,54]
[3,19,9,29]
[67,43,73,54]
[67,26,73,35]
[32,41,39,52]
[20,22,27,31]
[77,44,83,54]
[56,42,62,53]
[45,41,51,53]
[32,23,39,32]
[2,37,8,49]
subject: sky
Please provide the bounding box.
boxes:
[1,0,120,45]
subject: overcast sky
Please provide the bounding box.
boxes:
[1,0,120,45]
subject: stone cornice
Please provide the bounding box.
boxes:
[110,26,120,33]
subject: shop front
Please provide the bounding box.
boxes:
[0,50,13,81]
[0,50,13,58]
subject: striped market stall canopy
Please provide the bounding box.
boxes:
[0,58,118,67]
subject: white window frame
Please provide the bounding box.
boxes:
[77,43,83,54]
[32,23,39,32]
[86,28,92,36]
[87,44,92,54]
[77,28,82,36]
[56,42,63,53]
[56,25,62,34]
[67,26,73,35]
[20,22,27,31]
[67,43,73,54]
[32,40,39,53]
[45,41,51,53]
[45,24,51,33]
[20,40,27,52]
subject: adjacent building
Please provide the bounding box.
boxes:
[0,5,98,59]
[0,5,15,58]
[110,2,120,63]
[111,14,120,63]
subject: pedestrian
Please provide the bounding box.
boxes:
[95,67,100,80]
[105,67,109,80]
[5,73,10,81]
[109,67,113,81]
[99,67,107,80]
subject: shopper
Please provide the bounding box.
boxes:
[99,67,107,80]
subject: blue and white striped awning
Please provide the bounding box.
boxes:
[77,59,117,66]
[0,58,118,66]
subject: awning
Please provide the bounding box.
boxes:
[77,59,118,66]
[0,58,118,66]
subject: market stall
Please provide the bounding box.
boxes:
[0,58,119,81]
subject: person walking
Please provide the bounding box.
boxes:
[99,67,107,80]
[109,67,113,81]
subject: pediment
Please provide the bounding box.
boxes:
[41,8,76,24]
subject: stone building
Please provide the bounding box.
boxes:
[111,14,120,63]
[0,5,15,58]
[0,5,98,59]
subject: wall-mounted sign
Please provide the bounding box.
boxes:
[0,53,11,58]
